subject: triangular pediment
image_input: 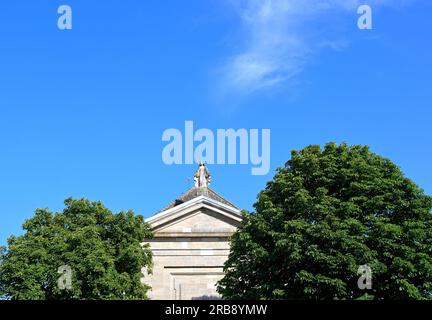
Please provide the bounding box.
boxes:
[156,209,239,234]
[147,194,242,236]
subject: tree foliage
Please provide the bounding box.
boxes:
[0,198,153,300]
[218,143,432,300]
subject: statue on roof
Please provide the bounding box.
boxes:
[194,161,211,188]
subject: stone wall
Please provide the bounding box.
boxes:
[143,236,230,300]
[142,193,242,300]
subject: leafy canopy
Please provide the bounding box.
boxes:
[218,143,432,300]
[0,198,153,300]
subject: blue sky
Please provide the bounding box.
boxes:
[1,0,431,246]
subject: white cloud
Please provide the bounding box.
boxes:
[220,0,412,95]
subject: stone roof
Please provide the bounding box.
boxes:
[155,187,239,214]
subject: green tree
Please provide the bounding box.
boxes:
[218,143,432,300]
[0,198,153,300]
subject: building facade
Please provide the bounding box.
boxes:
[141,164,241,300]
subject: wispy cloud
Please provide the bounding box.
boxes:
[220,0,412,95]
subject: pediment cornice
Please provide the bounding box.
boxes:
[147,195,242,231]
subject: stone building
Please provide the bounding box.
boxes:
[141,163,242,300]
